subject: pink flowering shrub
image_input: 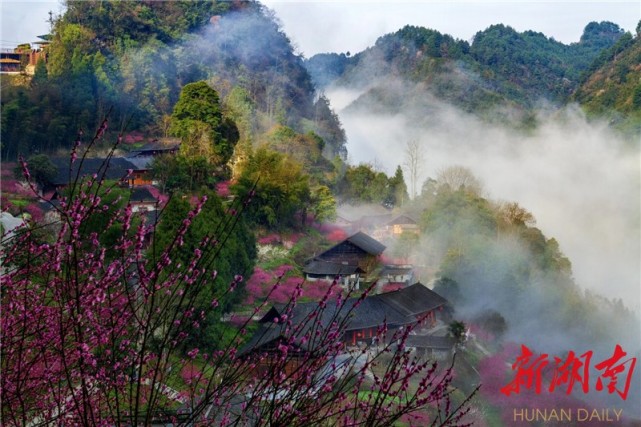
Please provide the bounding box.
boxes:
[272,264,294,276]
[1,122,476,425]
[215,180,231,198]
[123,131,145,144]
[312,222,348,241]
[245,265,336,304]
[1,179,33,198]
[257,233,281,245]
[145,185,169,206]
[23,203,44,223]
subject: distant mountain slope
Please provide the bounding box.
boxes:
[1,0,346,160]
[573,31,641,133]
[305,22,626,123]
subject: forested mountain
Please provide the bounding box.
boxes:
[305,22,630,125]
[1,0,346,160]
[573,26,641,133]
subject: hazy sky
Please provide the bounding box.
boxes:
[1,1,640,53]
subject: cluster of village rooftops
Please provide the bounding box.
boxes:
[24,142,456,361]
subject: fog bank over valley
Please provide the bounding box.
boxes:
[329,86,641,312]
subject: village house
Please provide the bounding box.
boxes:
[238,283,452,375]
[406,335,456,361]
[129,187,159,213]
[127,141,180,158]
[385,214,419,237]
[341,213,419,241]
[46,154,169,198]
[46,157,138,197]
[302,231,386,289]
[126,141,180,186]
[0,39,48,75]
[379,264,415,291]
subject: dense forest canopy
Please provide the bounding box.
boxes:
[305,20,640,130]
[1,0,346,161]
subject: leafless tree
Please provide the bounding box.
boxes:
[404,139,424,199]
[436,165,483,196]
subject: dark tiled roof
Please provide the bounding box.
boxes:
[306,232,385,270]
[406,335,455,350]
[348,294,410,329]
[50,157,135,186]
[386,215,417,226]
[344,232,386,255]
[38,199,62,213]
[124,156,153,170]
[302,259,363,275]
[129,187,157,203]
[129,142,180,155]
[240,283,449,356]
[376,283,448,317]
[381,265,414,276]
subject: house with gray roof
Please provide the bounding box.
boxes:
[239,283,451,365]
[302,232,386,289]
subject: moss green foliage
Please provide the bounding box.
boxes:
[262,125,337,187]
[170,81,239,167]
[15,154,57,188]
[233,147,311,230]
[470,22,625,104]
[306,22,626,123]
[1,0,346,162]
[573,31,641,134]
[309,185,337,223]
[153,191,256,350]
[335,163,408,207]
[448,320,467,342]
[420,182,637,353]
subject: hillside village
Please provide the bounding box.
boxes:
[1,141,461,357]
[2,2,640,425]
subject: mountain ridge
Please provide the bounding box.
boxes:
[305,21,639,130]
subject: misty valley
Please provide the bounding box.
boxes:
[1,1,639,425]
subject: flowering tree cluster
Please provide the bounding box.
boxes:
[245,266,336,305]
[1,124,476,426]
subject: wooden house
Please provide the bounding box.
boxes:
[385,215,419,237]
[406,335,456,361]
[239,283,451,369]
[380,264,414,285]
[125,141,180,186]
[123,157,154,186]
[128,141,180,158]
[373,283,450,330]
[1,42,48,75]
[47,156,156,195]
[302,232,385,289]
[129,187,158,213]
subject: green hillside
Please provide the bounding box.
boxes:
[573,28,641,134]
[305,22,628,124]
[1,0,346,160]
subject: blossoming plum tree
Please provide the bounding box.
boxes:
[1,121,476,426]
